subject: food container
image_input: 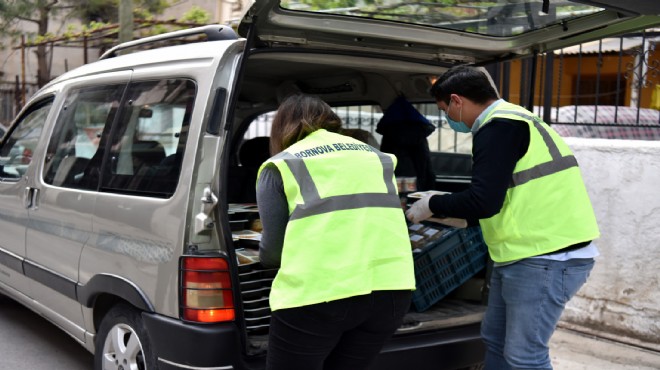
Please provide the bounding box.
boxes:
[403,177,417,192]
[236,248,260,265]
[250,218,263,232]
[422,227,442,242]
[409,234,425,250]
[408,223,425,233]
[396,177,405,193]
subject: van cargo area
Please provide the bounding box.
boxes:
[225,49,489,366]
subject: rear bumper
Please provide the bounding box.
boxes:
[142,312,246,370]
[142,312,483,370]
[373,323,485,370]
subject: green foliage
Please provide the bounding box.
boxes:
[0,1,37,40]
[178,5,210,24]
[72,0,169,23]
[150,24,170,35]
[0,0,170,44]
[281,0,359,10]
[135,6,208,37]
[134,6,155,22]
[33,32,55,44]
[74,0,119,23]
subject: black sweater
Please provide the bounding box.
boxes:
[429,118,529,225]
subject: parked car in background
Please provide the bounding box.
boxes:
[0,1,658,369]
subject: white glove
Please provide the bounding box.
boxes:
[406,194,434,224]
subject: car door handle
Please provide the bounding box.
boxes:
[24,187,40,209]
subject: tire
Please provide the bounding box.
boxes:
[95,303,157,370]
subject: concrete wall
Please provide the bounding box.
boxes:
[560,138,660,351]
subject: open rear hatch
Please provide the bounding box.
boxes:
[239,0,660,66]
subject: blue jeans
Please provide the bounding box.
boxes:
[481,258,595,370]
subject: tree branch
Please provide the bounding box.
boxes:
[15,15,40,25]
[53,5,78,10]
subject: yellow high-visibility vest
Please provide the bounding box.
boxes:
[258,129,415,311]
[479,102,600,262]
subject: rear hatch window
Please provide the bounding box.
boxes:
[281,0,604,37]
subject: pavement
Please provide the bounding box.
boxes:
[1,292,659,369]
[550,327,660,370]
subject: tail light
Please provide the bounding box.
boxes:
[180,256,235,323]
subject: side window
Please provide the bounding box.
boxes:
[239,103,473,196]
[101,79,195,198]
[0,98,54,180]
[43,85,125,190]
[244,103,472,154]
[243,105,384,143]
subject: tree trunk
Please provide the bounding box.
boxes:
[34,5,51,87]
[119,0,134,44]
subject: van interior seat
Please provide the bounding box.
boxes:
[239,137,271,168]
[132,140,166,173]
[52,156,90,187]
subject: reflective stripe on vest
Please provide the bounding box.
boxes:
[270,150,401,221]
[497,110,578,188]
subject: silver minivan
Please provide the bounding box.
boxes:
[0,1,657,369]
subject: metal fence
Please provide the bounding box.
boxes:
[486,28,660,140]
[0,86,18,127]
[244,28,660,152]
[0,82,39,128]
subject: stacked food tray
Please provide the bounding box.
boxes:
[411,226,488,312]
[238,262,278,333]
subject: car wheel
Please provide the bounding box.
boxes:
[95,303,157,370]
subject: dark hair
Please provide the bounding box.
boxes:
[270,94,342,155]
[430,65,499,105]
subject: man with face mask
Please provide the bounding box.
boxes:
[406,65,600,370]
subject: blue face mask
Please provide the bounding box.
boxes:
[446,101,471,133]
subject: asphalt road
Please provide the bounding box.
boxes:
[0,294,93,369]
[1,293,658,370]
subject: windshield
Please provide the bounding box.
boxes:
[280,0,604,37]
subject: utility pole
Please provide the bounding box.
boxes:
[119,0,134,45]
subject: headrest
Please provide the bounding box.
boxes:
[239,137,271,167]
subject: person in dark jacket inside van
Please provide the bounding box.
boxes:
[406,66,600,370]
[256,94,415,370]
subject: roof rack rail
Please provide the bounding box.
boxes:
[100,24,238,60]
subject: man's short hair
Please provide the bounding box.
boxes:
[430,65,500,104]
